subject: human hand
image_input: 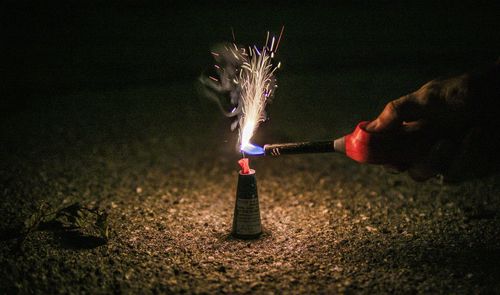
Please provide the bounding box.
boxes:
[365,73,498,182]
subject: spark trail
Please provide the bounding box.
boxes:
[200,28,283,153]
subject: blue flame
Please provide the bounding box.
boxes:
[241,143,264,156]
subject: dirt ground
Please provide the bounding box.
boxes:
[1,68,500,293]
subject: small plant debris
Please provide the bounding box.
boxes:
[19,202,109,249]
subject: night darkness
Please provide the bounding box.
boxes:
[2,1,500,293]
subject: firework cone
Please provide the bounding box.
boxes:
[231,169,262,239]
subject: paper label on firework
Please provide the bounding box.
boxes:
[234,197,261,235]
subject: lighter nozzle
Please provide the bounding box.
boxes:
[264,140,337,156]
[333,136,346,154]
[241,138,347,157]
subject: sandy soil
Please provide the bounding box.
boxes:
[1,70,500,293]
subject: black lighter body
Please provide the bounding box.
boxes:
[232,169,262,239]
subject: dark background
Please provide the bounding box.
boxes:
[1,1,500,293]
[4,1,499,98]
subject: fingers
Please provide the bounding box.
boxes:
[367,76,477,182]
[365,90,437,180]
[366,94,426,132]
[395,139,456,182]
[365,98,402,132]
[444,128,500,182]
[402,120,427,132]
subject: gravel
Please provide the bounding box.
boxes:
[1,73,499,293]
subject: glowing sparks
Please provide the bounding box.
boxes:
[199,27,283,153]
[236,44,278,150]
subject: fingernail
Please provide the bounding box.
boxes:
[365,120,377,132]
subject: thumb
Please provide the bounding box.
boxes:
[366,94,423,132]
